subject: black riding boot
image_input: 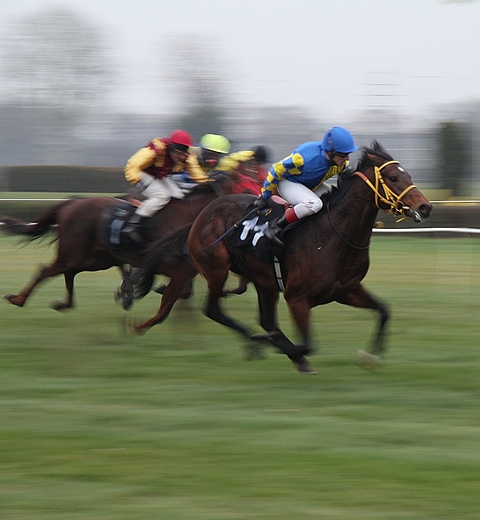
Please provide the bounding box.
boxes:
[122,213,145,244]
[263,214,289,246]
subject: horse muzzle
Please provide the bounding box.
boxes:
[404,202,432,222]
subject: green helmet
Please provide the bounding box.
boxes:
[200,134,231,154]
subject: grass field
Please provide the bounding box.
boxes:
[0,234,479,519]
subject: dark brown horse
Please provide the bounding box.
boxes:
[0,173,261,316]
[187,141,432,374]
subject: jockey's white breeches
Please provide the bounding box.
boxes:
[135,173,185,218]
[277,179,331,219]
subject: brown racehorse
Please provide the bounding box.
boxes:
[187,141,432,374]
[0,173,261,316]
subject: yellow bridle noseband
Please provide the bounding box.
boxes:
[353,160,416,222]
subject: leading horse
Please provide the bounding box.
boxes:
[0,172,260,316]
[187,141,432,374]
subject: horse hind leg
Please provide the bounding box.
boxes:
[154,279,194,300]
[222,276,250,296]
[50,272,76,311]
[204,282,251,339]
[202,263,252,340]
[5,261,66,308]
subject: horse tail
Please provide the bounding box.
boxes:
[133,223,194,300]
[0,199,74,240]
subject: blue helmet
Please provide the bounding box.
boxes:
[321,126,359,154]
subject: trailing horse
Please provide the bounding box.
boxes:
[0,173,260,315]
[187,141,432,374]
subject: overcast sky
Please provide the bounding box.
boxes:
[1,0,479,121]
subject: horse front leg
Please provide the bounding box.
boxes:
[256,286,316,374]
[336,283,390,368]
[113,265,135,311]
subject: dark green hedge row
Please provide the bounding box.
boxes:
[1,200,76,221]
[1,165,130,193]
[1,198,480,230]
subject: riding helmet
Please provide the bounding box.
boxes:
[321,126,359,154]
[169,129,194,150]
[200,134,231,154]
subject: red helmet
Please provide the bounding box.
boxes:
[169,129,193,148]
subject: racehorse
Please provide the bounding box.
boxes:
[187,141,432,374]
[0,172,261,316]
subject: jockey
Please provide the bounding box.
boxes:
[197,133,232,170]
[122,129,208,244]
[254,126,359,246]
[217,145,271,183]
[171,133,232,191]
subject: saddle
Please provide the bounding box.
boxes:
[229,196,291,263]
[101,199,141,251]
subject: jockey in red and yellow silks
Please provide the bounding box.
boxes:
[122,129,206,244]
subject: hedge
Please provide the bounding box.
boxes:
[1,165,129,193]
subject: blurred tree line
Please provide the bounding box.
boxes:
[437,121,473,196]
[0,6,479,197]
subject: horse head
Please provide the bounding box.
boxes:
[354,141,432,222]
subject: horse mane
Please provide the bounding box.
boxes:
[356,140,393,172]
[327,140,392,206]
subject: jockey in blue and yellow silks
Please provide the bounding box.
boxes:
[255,126,359,246]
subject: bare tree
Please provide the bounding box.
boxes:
[0,6,117,163]
[1,6,114,111]
[162,35,233,139]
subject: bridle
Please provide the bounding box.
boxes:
[326,159,417,250]
[353,160,416,222]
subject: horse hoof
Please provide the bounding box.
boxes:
[250,332,274,343]
[124,317,146,336]
[357,350,382,371]
[51,301,72,312]
[153,284,166,295]
[113,288,121,303]
[121,297,133,311]
[244,343,265,361]
[294,357,317,375]
[4,294,24,307]
[124,317,136,335]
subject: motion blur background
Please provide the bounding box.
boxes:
[0,0,480,197]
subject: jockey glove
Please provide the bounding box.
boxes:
[254,196,268,210]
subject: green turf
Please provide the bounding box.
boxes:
[0,234,479,519]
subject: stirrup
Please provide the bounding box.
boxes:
[122,224,143,244]
[263,223,284,246]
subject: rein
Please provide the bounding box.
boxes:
[327,159,417,250]
[353,160,416,222]
[326,201,370,250]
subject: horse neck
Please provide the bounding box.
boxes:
[316,173,379,245]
